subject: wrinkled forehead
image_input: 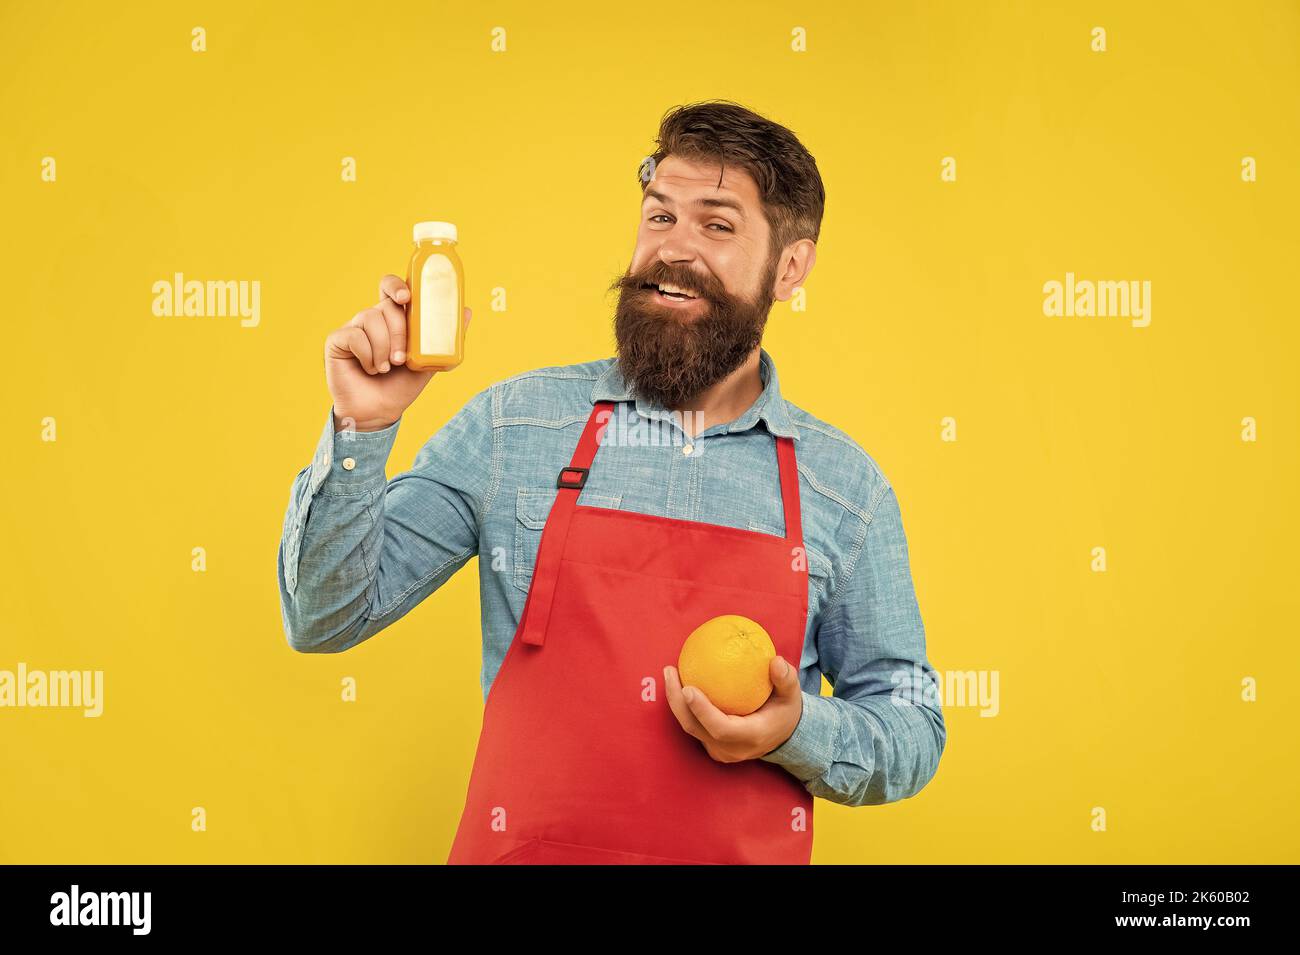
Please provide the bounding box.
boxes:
[641,154,761,209]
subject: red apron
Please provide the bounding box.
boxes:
[447,400,813,864]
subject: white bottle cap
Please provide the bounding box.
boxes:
[413,221,458,242]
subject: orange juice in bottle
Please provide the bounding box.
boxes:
[405,221,465,371]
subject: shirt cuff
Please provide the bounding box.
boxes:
[759,691,839,782]
[307,406,401,497]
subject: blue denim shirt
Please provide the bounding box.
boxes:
[278,347,945,808]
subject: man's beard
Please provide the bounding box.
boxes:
[607,254,779,411]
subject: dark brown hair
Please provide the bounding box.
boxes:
[640,100,825,262]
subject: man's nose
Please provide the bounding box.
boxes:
[656,224,703,267]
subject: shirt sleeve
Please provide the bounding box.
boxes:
[760,483,946,807]
[277,386,497,653]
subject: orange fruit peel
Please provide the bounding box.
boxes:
[677,614,776,716]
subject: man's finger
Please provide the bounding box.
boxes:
[357,309,391,373]
[342,325,376,374]
[680,680,742,742]
[662,665,708,739]
[376,296,407,364]
[379,274,409,304]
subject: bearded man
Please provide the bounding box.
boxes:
[278,99,945,865]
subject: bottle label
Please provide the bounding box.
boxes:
[418,254,457,357]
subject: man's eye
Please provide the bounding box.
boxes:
[647,214,731,233]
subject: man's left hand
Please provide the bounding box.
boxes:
[663,656,803,763]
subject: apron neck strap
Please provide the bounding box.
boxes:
[521,403,614,647]
[774,435,802,545]
[562,400,615,479]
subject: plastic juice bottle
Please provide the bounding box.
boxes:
[405,221,465,371]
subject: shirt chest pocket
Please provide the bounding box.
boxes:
[514,486,623,594]
[747,519,834,602]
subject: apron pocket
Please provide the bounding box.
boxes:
[490,836,713,865]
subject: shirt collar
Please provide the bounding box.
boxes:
[590,346,800,440]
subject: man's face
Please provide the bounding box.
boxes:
[608,155,781,411]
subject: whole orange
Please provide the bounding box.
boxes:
[677,614,776,716]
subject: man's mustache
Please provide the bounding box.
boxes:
[609,267,723,302]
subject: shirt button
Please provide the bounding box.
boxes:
[342,457,356,471]
[682,444,694,456]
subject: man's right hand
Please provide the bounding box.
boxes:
[325,274,472,432]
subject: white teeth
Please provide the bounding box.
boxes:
[657,282,698,298]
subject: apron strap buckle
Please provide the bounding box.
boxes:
[556,466,589,490]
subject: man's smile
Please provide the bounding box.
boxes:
[639,281,709,311]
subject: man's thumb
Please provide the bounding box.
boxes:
[771,655,798,691]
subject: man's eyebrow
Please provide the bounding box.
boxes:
[643,187,747,222]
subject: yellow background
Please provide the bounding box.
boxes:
[2,0,1297,863]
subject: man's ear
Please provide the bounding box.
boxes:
[775,239,816,302]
